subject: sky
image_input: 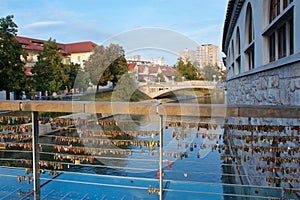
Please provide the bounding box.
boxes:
[1,0,229,65]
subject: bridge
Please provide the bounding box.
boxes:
[138,80,225,98]
[0,101,299,199]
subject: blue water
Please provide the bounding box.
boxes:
[0,120,226,199]
[0,167,224,200]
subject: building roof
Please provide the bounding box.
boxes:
[15,36,45,51]
[137,65,175,77]
[160,65,175,77]
[127,63,137,71]
[222,0,245,53]
[64,41,97,53]
[14,36,97,54]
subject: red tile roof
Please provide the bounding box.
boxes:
[138,65,146,73]
[149,66,159,74]
[160,65,175,77]
[14,36,97,54]
[64,41,97,53]
[127,63,136,71]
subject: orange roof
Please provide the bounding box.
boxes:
[138,65,146,73]
[149,66,159,74]
[127,63,136,71]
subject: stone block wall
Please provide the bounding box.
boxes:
[226,62,300,106]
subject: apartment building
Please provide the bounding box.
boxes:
[197,44,219,68]
[15,36,97,75]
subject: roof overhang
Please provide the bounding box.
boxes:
[222,0,245,54]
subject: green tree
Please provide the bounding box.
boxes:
[32,39,68,95]
[84,44,127,91]
[73,68,90,92]
[0,15,28,99]
[201,64,221,81]
[174,57,199,81]
[155,73,165,82]
[62,63,80,91]
[111,72,137,101]
[63,63,89,92]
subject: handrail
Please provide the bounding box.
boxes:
[0,101,300,199]
[0,100,299,118]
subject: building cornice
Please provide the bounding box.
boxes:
[222,0,245,54]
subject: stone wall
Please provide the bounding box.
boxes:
[226,62,300,106]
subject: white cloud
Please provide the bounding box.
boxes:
[186,24,223,46]
[23,21,66,29]
[188,24,223,38]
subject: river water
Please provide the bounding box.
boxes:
[1,93,293,199]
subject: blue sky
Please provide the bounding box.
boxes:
[1,0,228,65]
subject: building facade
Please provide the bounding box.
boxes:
[222,1,300,198]
[178,48,196,64]
[15,36,97,73]
[127,62,174,83]
[126,55,165,66]
[197,44,219,68]
[222,0,300,106]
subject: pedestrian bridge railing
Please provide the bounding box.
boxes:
[0,101,299,200]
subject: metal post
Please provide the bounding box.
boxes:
[159,115,163,200]
[32,111,40,199]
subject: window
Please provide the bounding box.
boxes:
[269,32,276,62]
[289,18,294,55]
[246,45,255,70]
[77,56,81,62]
[283,0,293,9]
[244,3,255,70]
[278,24,286,59]
[264,0,294,63]
[236,28,241,56]
[248,12,253,43]
[270,0,280,22]
[235,28,241,74]
[231,41,235,75]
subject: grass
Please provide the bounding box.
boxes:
[79,89,152,102]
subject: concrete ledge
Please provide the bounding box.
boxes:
[0,101,299,118]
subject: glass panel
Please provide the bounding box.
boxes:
[278,24,286,59]
[269,0,280,22]
[289,19,294,55]
[269,33,276,62]
[249,10,253,42]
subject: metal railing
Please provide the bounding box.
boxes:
[0,100,299,199]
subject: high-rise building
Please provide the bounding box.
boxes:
[178,48,196,64]
[197,44,219,68]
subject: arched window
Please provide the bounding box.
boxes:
[235,27,241,74]
[227,49,233,78]
[244,3,255,70]
[236,28,241,55]
[231,41,235,75]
